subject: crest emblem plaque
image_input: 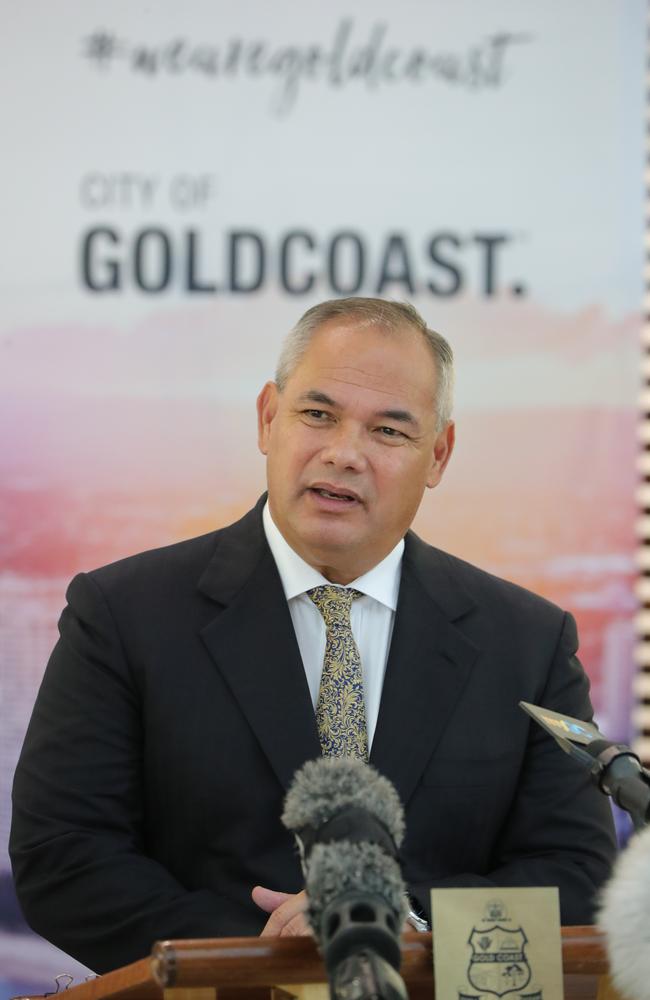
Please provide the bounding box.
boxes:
[431,887,561,1000]
[467,924,531,996]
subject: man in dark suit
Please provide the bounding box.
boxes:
[10,298,616,973]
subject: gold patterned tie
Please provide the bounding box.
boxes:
[308,586,368,760]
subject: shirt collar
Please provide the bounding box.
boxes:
[263,500,403,611]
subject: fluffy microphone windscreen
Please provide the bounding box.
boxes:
[282,757,405,847]
[598,825,650,1000]
[307,840,408,934]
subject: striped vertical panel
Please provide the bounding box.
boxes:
[635,7,650,764]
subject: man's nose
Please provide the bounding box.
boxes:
[319,423,367,471]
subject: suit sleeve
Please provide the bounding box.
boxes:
[10,572,260,974]
[407,612,618,925]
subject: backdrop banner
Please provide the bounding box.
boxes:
[0,1,644,991]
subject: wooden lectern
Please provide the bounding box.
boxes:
[15,927,625,1000]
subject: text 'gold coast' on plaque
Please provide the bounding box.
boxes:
[430,887,563,1000]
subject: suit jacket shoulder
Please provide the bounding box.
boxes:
[404,529,569,648]
[73,499,271,635]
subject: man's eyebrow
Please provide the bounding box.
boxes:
[377,408,419,427]
[297,390,338,406]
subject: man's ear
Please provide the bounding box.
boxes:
[257,382,279,456]
[426,421,455,489]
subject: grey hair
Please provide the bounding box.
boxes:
[275,297,454,430]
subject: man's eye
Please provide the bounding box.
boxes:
[378,426,404,438]
[304,409,329,420]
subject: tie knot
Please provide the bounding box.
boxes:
[308,586,361,625]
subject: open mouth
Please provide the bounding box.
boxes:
[310,486,359,503]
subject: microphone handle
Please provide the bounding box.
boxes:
[330,950,408,1000]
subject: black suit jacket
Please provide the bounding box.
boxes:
[10,498,616,973]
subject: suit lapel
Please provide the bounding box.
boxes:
[197,500,321,791]
[370,532,480,807]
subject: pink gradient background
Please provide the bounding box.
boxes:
[1,297,638,755]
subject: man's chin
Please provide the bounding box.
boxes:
[289,513,367,562]
[300,524,362,554]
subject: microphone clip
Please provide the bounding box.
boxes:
[520,701,650,830]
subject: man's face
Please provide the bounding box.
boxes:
[257,320,454,583]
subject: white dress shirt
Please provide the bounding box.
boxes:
[263,502,403,750]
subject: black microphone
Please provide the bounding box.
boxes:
[520,701,650,830]
[282,757,408,1000]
